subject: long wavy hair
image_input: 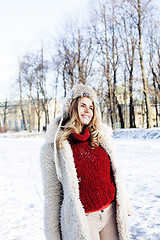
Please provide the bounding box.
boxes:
[57,97,99,149]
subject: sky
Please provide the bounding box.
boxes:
[0,0,89,101]
[0,0,160,102]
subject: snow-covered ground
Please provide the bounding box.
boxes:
[0,128,160,240]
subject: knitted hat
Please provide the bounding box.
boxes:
[62,84,101,121]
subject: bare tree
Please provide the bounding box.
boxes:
[51,58,60,119]
[20,47,49,131]
[119,8,137,128]
[76,28,96,84]
[54,35,75,96]
[148,18,160,127]
[133,0,152,128]
[111,0,125,128]
[34,67,42,131]
[121,0,153,128]
[17,60,27,130]
[21,54,36,131]
[12,0,160,130]
[38,45,49,129]
[52,22,96,96]
[91,1,116,128]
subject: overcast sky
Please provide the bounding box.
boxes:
[0,0,159,101]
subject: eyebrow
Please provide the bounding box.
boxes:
[81,102,93,107]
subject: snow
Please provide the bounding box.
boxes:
[0,128,160,240]
[0,131,45,138]
[115,139,160,239]
[113,127,160,139]
[0,137,45,240]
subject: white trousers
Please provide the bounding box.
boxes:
[86,202,119,240]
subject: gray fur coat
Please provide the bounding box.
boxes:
[40,117,132,240]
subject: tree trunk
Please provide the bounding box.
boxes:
[28,88,32,132]
[54,70,59,119]
[128,41,136,128]
[107,72,115,129]
[138,0,152,128]
[129,67,136,128]
[116,97,124,128]
[152,68,159,127]
[37,95,41,132]
[36,73,41,132]
[18,61,27,130]
[45,106,49,129]
[63,65,67,97]
[123,68,128,128]
[104,8,115,129]
[3,99,8,132]
[112,3,117,128]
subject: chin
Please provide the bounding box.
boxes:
[82,120,91,125]
[83,122,89,126]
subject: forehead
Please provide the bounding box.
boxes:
[79,97,93,105]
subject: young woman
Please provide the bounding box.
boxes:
[40,84,132,240]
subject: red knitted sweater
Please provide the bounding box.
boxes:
[69,127,116,213]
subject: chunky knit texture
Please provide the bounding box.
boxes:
[69,127,116,213]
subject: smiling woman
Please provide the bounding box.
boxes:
[40,84,132,240]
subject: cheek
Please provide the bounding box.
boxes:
[78,107,83,115]
[90,110,94,118]
[78,107,83,119]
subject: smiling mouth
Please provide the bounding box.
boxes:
[82,115,90,118]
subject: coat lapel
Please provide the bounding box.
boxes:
[59,139,80,197]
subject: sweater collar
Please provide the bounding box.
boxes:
[70,127,90,142]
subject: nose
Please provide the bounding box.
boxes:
[84,107,89,113]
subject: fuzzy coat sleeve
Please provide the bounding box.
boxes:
[40,142,62,240]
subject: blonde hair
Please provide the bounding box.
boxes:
[57,97,99,149]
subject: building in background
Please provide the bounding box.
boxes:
[0,99,62,132]
[0,96,159,132]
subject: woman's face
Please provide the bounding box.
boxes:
[78,97,94,126]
